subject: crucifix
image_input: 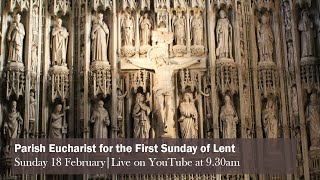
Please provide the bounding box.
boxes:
[128,47,200,138]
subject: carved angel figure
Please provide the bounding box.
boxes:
[179,93,198,138]
[299,9,315,58]
[216,10,233,59]
[121,11,135,46]
[140,13,152,46]
[306,93,320,148]
[257,13,274,62]
[49,104,66,138]
[91,100,110,138]
[173,12,186,45]
[190,11,204,46]
[262,99,278,138]
[133,93,151,138]
[7,14,25,63]
[91,13,109,62]
[51,18,69,66]
[3,101,23,151]
[220,95,238,138]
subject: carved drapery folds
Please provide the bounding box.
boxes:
[121,10,136,57]
[50,0,71,16]
[190,9,205,56]
[49,18,70,102]
[179,92,198,138]
[172,9,187,57]
[5,14,26,100]
[132,92,151,138]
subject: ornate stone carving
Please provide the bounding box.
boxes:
[50,0,71,16]
[178,93,198,138]
[179,69,198,93]
[215,60,238,96]
[255,0,274,11]
[216,10,233,60]
[139,0,150,11]
[172,11,187,56]
[5,14,25,100]
[121,11,135,57]
[283,1,292,41]
[291,86,299,118]
[173,0,187,10]
[295,0,311,8]
[90,61,111,98]
[7,0,29,12]
[3,101,23,152]
[210,0,233,9]
[299,9,316,59]
[190,10,205,56]
[7,14,25,63]
[155,0,170,10]
[133,93,151,138]
[91,0,112,11]
[49,66,70,101]
[29,91,37,138]
[91,100,110,138]
[243,86,253,138]
[128,47,200,138]
[220,95,238,138]
[257,12,274,63]
[91,13,109,63]
[262,98,278,138]
[51,18,69,67]
[117,88,127,119]
[121,0,136,11]
[139,13,152,55]
[300,58,320,93]
[49,104,68,138]
[306,93,320,149]
[257,61,278,98]
[190,0,205,9]
[130,70,150,93]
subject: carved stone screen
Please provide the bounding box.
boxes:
[0,0,319,179]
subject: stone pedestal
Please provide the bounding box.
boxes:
[121,45,136,58]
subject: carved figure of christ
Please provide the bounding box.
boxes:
[129,58,200,137]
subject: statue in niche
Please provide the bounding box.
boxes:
[7,14,25,63]
[190,10,204,46]
[179,93,198,138]
[216,10,233,59]
[133,93,151,138]
[299,9,315,58]
[220,95,238,138]
[140,13,152,46]
[257,13,274,62]
[173,11,186,45]
[306,93,320,148]
[3,101,23,152]
[262,98,278,138]
[49,104,67,138]
[91,100,110,138]
[29,91,36,137]
[121,11,135,46]
[243,86,253,138]
[91,13,109,62]
[117,88,127,119]
[31,44,38,72]
[128,57,200,137]
[51,18,69,66]
[287,42,294,66]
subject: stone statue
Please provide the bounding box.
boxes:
[299,9,315,58]
[49,104,66,138]
[140,13,152,46]
[121,11,134,46]
[191,10,204,46]
[216,10,233,59]
[7,14,25,63]
[132,93,151,138]
[91,100,110,138]
[91,13,109,62]
[287,42,294,66]
[306,93,320,148]
[128,56,200,137]
[291,86,299,118]
[283,1,292,40]
[178,93,198,138]
[3,101,23,152]
[29,91,36,137]
[117,88,127,119]
[262,99,278,138]
[257,13,274,62]
[220,95,238,138]
[173,12,186,45]
[51,18,69,66]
